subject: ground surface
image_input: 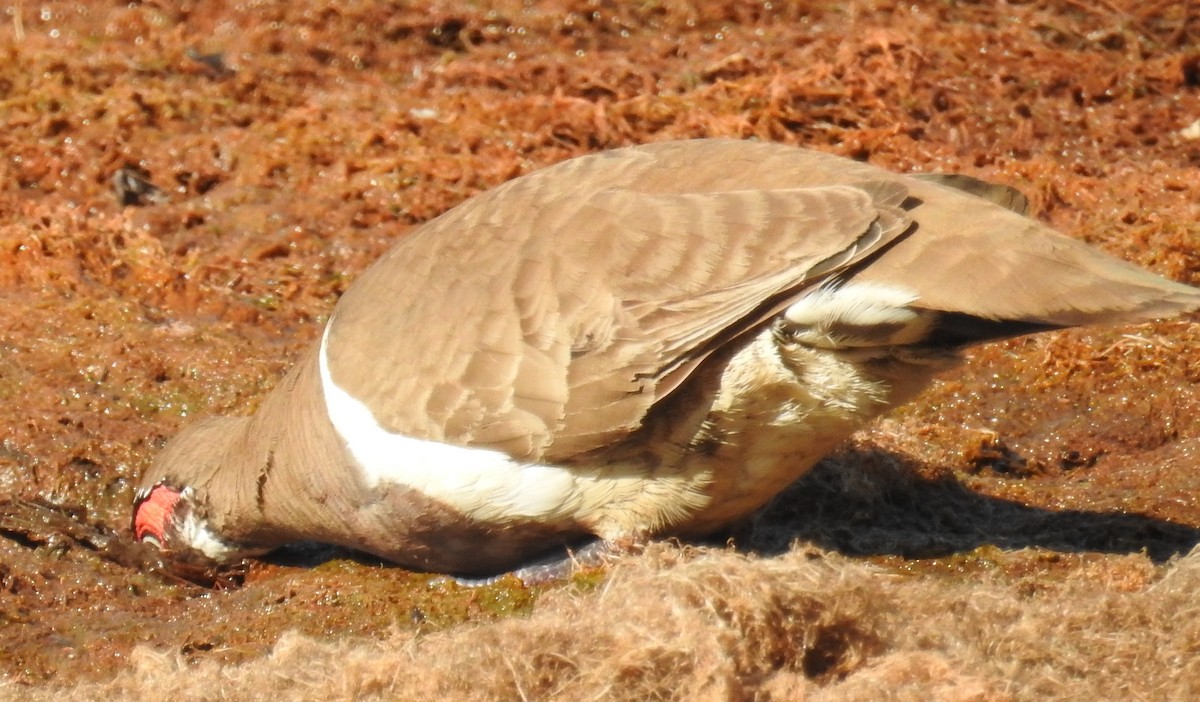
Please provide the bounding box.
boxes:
[1,1,1200,699]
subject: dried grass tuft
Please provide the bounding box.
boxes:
[19,544,1200,702]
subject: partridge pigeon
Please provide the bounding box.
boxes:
[133,139,1200,579]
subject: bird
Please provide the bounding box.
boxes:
[133,138,1200,581]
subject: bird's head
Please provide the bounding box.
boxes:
[132,416,256,562]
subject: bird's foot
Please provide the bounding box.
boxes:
[443,539,624,588]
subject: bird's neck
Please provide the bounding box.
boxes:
[206,347,368,548]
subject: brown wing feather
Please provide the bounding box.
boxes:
[325,144,912,462]
[544,187,911,456]
[325,138,1200,464]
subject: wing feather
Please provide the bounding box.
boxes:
[325,145,912,461]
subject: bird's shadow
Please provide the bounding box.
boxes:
[733,445,1200,564]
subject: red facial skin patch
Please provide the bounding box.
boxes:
[134,485,181,544]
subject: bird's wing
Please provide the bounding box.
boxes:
[324,145,911,462]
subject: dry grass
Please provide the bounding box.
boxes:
[17,543,1195,702]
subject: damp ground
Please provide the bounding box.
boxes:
[1,1,1199,698]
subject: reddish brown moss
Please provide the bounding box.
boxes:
[1,0,1200,694]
